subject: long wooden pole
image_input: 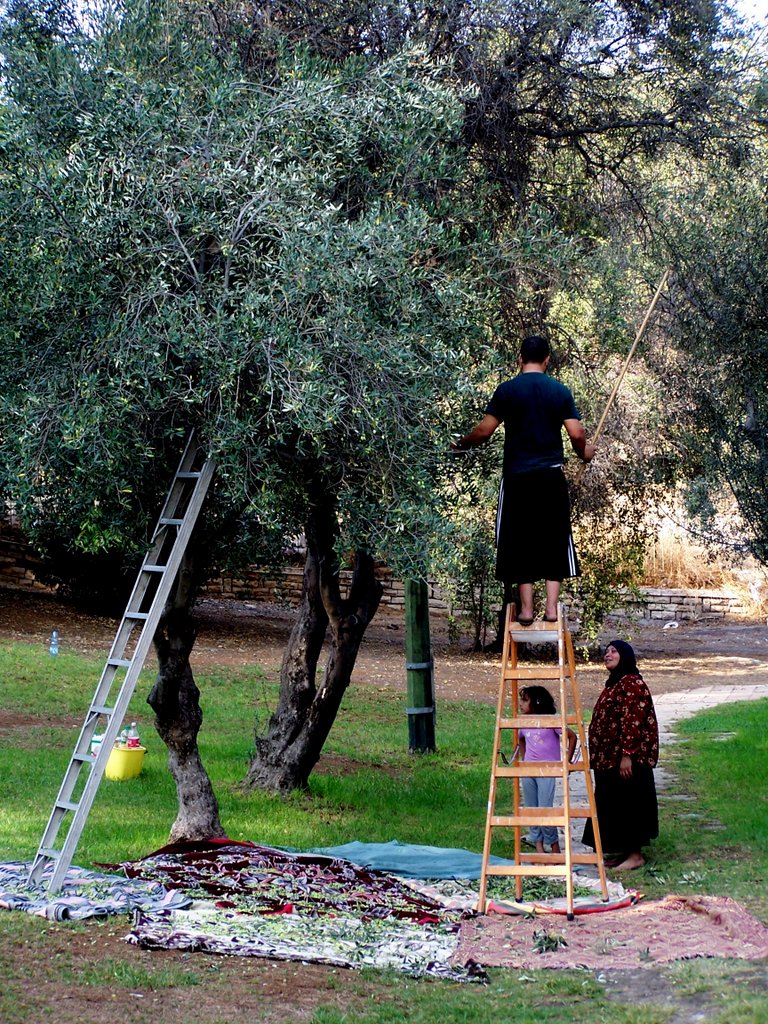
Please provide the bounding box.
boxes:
[578,269,670,479]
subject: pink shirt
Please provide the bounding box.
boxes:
[520,727,562,761]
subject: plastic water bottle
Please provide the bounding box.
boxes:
[49,629,59,656]
[126,722,140,748]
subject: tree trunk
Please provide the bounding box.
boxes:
[245,504,383,794]
[147,560,225,842]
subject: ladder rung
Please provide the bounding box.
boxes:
[125,612,149,620]
[495,764,566,778]
[90,704,114,716]
[494,762,588,777]
[499,714,565,729]
[176,471,201,479]
[502,666,564,680]
[106,659,132,669]
[521,852,604,866]
[56,800,79,813]
[37,848,61,861]
[142,564,166,573]
[485,864,569,877]
[159,517,184,526]
[72,753,93,763]
[491,813,568,827]
[490,806,595,821]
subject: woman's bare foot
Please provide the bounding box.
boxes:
[613,852,645,871]
[550,841,561,854]
[535,840,545,853]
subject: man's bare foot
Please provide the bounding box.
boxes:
[613,852,645,871]
[535,841,545,853]
[550,842,561,854]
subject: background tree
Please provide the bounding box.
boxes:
[648,143,768,568]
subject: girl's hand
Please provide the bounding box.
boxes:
[619,754,633,779]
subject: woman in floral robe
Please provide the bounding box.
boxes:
[582,639,659,870]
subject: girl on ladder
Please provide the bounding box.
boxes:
[518,685,577,853]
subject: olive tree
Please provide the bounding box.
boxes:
[0,0,506,812]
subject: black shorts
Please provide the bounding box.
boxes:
[495,467,580,584]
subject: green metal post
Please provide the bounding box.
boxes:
[404,578,436,753]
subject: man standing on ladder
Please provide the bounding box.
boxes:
[452,335,596,625]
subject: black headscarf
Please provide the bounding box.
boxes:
[605,639,640,686]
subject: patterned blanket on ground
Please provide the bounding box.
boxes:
[113,839,484,983]
[0,861,191,920]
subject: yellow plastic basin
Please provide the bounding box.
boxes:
[105,746,146,781]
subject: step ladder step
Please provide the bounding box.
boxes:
[495,762,588,778]
[159,517,184,527]
[508,627,559,642]
[499,714,569,728]
[175,471,202,479]
[490,808,594,824]
[521,852,605,866]
[106,659,132,669]
[485,864,570,877]
[142,564,166,573]
[495,764,569,778]
[57,800,79,813]
[502,666,564,680]
[491,814,568,827]
[125,612,149,620]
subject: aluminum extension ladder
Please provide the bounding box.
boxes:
[477,604,608,919]
[27,434,215,892]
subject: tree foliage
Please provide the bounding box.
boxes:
[649,143,768,567]
[0,0,500,583]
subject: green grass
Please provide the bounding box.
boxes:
[652,698,768,911]
[2,639,768,1023]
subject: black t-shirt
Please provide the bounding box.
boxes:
[485,371,580,475]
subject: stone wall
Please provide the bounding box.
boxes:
[0,517,52,594]
[201,566,452,614]
[203,570,748,622]
[607,586,746,622]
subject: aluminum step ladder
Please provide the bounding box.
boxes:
[27,434,215,892]
[477,604,608,919]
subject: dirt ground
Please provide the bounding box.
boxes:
[2,587,768,1023]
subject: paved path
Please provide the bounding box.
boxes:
[566,682,768,860]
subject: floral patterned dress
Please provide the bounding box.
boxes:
[582,673,659,854]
